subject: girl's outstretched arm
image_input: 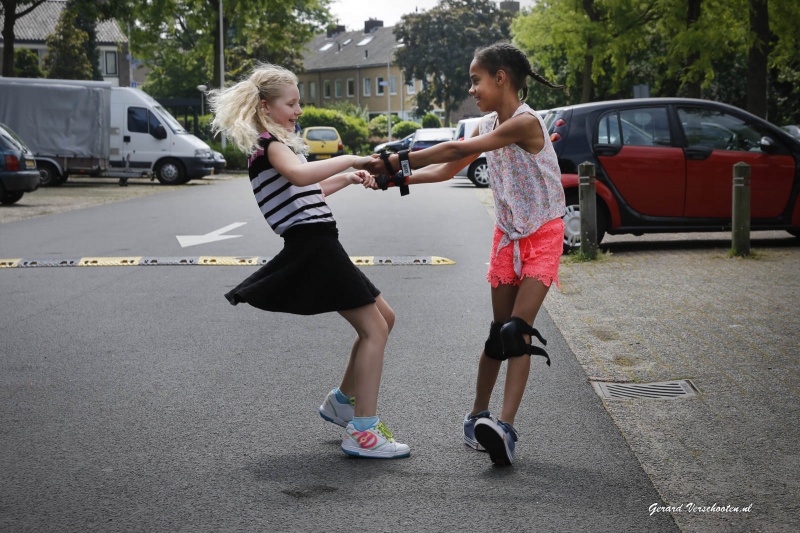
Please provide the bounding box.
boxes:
[320,171,373,196]
[268,142,372,187]
[362,113,542,176]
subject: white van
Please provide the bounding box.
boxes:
[110,88,214,184]
[0,78,214,185]
[454,117,489,187]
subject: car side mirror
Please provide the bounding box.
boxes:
[152,124,167,140]
[759,136,778,154]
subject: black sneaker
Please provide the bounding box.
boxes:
[474,418,519,466]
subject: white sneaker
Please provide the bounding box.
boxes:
[341,420,411,459]
[319,389,354,428]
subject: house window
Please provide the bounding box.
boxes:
[323,80,331,98]
[335,79,343,98]
[390,75,397,95]
[347,78,355,98]
[309,81,316,99]
[363,77,371,97]
[104,50,118,76]
[298,82,305,99]
[376,76,385,96]
[407,77,416,95]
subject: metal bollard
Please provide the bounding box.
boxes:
[732,162,751,256]
[578,161,597,259]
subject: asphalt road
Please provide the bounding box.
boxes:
[0,176,679,532]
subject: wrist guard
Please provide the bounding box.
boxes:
[378,149,410,196]
[375,171,409,195]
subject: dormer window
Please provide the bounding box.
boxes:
[357,36,373,46]
[320,43,334,51]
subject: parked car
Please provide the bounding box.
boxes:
[454,117,489,187]
[301,126,344,161]
[409,128,455,151]
[373,133,415,154]
[211,151,226,173]
[782,125,800,139]
[454,111,552,188]
[0,121,39,204]
[546,98,800,252]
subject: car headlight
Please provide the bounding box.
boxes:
[195,149,212,159]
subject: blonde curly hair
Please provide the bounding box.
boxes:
[207,63,307,156]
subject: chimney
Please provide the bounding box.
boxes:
[364,19,383,34]
[499,1,520,14]
[326,24,345,38]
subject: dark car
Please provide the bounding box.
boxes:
[211,151,226,173]
[373,133,414,154]
[0,121,39,205]
[546,98,800,252]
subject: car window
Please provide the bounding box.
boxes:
[597,112,622,145]
[619,108,671,146]
[128,107,149,133]
[678,107,765,152]
[306,129,338,141]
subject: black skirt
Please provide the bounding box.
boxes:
[224,222,380,315]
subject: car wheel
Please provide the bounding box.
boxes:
[0,190,24,204]
[561,192,607,254]
[468,158,490,188]
[155,159,188,185]
[38,161,65,187]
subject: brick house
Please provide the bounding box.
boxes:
[0,0,130,86]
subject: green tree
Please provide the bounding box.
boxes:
[43,9,93,80]
[13,47,41,77]
[0,0,48,77]
[128,0,332,98]
[394,0,512,121]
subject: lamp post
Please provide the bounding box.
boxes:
[197,84,207,116]
[219,0,226,148]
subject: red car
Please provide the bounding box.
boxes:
[546,98,800,252]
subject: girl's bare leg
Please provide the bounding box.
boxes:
[499,277,550,426]
[337,296,394,417]
[470,283,518,415]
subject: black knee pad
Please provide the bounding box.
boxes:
[500,317,551,366]
[500,318,531,358]
[484,321,505,361]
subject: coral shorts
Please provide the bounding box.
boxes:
[486,218,564,289]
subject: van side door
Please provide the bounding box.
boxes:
[124,106,168,169]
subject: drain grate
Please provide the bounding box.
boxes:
[592,379,699,400]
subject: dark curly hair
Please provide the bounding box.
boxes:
[474,42,565,100]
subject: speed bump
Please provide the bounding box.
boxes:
[78,257,142,267]
[0,255,455,268]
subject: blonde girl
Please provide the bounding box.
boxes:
[209,63,409,459]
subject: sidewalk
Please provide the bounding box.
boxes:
[478,188,799,532]
[545,232,799,532]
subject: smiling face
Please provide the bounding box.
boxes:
[263,83,302,133]
[468,59,502,113]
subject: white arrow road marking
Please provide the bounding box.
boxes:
[176,222,247,248]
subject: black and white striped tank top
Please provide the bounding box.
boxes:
[248,132,335,235]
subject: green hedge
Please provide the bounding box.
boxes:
[421,113,442,128]
[392,120,422,139]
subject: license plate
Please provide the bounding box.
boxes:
[25,160,36,169]
[316,155,331,159]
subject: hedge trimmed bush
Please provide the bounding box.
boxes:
[392,120,421,139]
[421,113,442,128]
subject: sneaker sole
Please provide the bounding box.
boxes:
[341,446,411,459]
[474,423,512,466]
[319,407,348,428]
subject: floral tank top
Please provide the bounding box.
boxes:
[478,103,566,275]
